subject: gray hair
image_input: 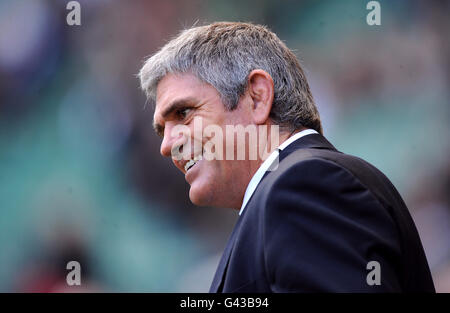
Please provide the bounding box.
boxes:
[139,22,322,134]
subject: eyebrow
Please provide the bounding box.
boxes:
[152,97,196,137]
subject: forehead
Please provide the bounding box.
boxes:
[153,73,221,121]
[156,73,204,103]
[157,74,208,109]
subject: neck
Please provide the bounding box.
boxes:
[231,126,304,210]
[246,126,304,177]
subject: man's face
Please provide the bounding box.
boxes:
[153,73,253,209]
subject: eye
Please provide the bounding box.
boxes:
[176,107,192,120]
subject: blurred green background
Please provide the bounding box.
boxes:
[0,0,449,292]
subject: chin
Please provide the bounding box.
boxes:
[188,183,215,207]
[189,183,238,209]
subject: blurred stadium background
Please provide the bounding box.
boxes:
[0,0,449,292]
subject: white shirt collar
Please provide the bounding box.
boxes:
[238,128,318,215]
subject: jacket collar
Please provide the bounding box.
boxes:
[278,133,338,163]
[209,133,337,293]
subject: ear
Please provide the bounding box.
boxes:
[247,69,274,125]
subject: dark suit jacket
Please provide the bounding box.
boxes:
[209,134,435,292]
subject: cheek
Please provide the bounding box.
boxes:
[216,160,235,187]
[200,160,230,188]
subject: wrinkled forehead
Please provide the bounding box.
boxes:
[154,73,221,118]
[154,73,198,113]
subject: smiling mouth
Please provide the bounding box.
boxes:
[184,155,203,172]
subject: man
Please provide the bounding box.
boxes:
[138,22,435,292]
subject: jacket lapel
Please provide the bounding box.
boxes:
[209,216,243,292]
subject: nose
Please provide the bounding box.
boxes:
[160,126,174,157]
[160,124,186,158]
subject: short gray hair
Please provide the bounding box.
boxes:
[139,22,322,134]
